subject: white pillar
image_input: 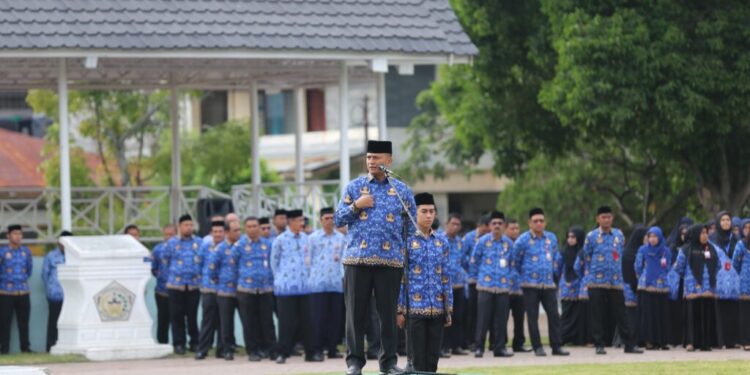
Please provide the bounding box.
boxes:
[376,72,387,140]
[250,81,262,215]
[169,83,181,224]
[294,87,306,189]
[58,59,72,231]
[339,63,350,192]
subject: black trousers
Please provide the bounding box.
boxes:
[0,294,30,353]
[474,291,509,353]
[155,293,171,344]
[508,294,526,349]
[310,292,344,354]
[443,287,464,351]
[364,295,382,357]
[637,291,668,347]
[198,292,222,354]
[46,299,63,352]
[406,315,444,373]
[237,292,277,355]
[561,300,588,346]
[344,265,402,370]
[686,297,722,350]
[522,288,561,350]
[464,283,478,348]
[168,288,200,349]
[217,296,237,354]
[718,299,739,348]
[589,288,633,348]
[739,301,750,346]
[276,295,312,358]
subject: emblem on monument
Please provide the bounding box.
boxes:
[93,281,135,322]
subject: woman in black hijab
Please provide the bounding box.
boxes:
[709,211,740,349]
[666,222,690,347]
[672,224,723,351]
[560,226,587,346]
[621,225,647,346]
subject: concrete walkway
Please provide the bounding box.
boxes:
[40,347,750,375]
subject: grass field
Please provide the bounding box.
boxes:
[0,352,86,365]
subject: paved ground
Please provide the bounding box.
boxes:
[39,347,750,375]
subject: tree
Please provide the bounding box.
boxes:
[539,0,750,214]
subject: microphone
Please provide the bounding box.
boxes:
[378,164,395,176]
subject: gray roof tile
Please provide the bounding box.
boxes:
[0,0,477,56]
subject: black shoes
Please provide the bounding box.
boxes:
[452,348,469,355]
[305,352,325,362]
[248,352,262,362]
[379,366,405,375]
[493,349,514,357]
[625,346,644,354]
[595,346,607,355]
[346,365,363,375]
[534,347,547,356]
[174,346,186,355]
[276,355,287,364]
[474,349,484,358]
[552,347,570,356]
[194,351,206,360]
[439,349,452,358]
[223,351,234,361]
[513,346,533,353]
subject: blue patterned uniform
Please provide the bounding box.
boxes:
[237,237,274,294]
[42,248,65,301]
[714,245,740,300]
[199,241,221,293]
[308,229,346,293]
[462,230,480,283]
[634,245,671,293]
[581,228,626,290]
[208,239,241,297]
[573,256,590,300]
[623,283,637,307]
[0,245,32,295]
[732,241,750,300]
[398,231,453,316]
[469,233,514,294]
[163,235,203,291]
[334,175,416,268]
[511,230,561,290]
[669,248,722,300]
[445,233,466,288]
[270,230,310,296]
[150,240,171,296]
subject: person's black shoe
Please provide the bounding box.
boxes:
[328,351,343,359]
[276,355,286,364]
[268,351,278,361]
[493,349,514,357]
[439,349,451,358]
[248,353,262,362]
[625,346,644,354]
[534,347,547,357]
[174,346,186,355]
[452,348,469,355]
[259,350,269,359]
[595,346,607,355]
[513,346,533,353]
[194,351,207,360]
[552,347,570,356]
[189,345,198,353]
[305,353,324,362]
[379,365,405,375]
[366,352,379,360]
[474,349,484,358]
[346,365,363,375]
[224,351,234,361]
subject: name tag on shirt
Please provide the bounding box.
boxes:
[704,251,711,259]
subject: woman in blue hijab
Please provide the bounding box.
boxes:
[634,227,671,350]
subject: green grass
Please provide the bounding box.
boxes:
[0,352,87,365]
[299,360,750,375]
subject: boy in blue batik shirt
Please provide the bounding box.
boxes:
[396,193,452,373]
[195,220,226,359]
[0,224,33,354]
[42,230,72,352]
[150,224,175,345]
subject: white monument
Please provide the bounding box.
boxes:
[50,235,172,361]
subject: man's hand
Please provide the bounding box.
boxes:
[397,313,405,329]
[354,194,375,210]
[444,315,452,327]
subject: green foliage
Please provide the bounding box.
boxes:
[151,120,279,192]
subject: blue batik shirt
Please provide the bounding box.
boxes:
[732,241,750,300]
[634,228,671,293]
[470,233,514,294]
[581,228,626,290]
[461,229,480,283]
[511,230,561,290]
[164,235,203,291]
[0,245,32,295]
[237,236,274,294]
[208,239,241,297]
[398,231,453,317]
[200,240,222,293]
[445,233,467,288]
[42,248,65,301]
[271,230,310,296]
[308,229,346,294]
[669,247,722,300]
[714,243,740,300]
[334,175,416,268]
[150,240,171,296]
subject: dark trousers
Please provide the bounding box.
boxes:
[364,295,382,357]
[168,288,200,349]
[522,288,561,349]
[217,296,237,355]
[0,294,30,353]
[464,283,478,348]
[198,292,222,354]
[46,299,63,352]
[237,292,277,355]
[474,291,509,353]
[155,293,171,344]
[276,295,312,358]
[508,294,526,349]
[310,292,344,355]
[589,288,633,348]
[344,265,403,370]
[406,315,444,373]
[686,297,721,350]
[740,301,750,346]
[443,287,464,351]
